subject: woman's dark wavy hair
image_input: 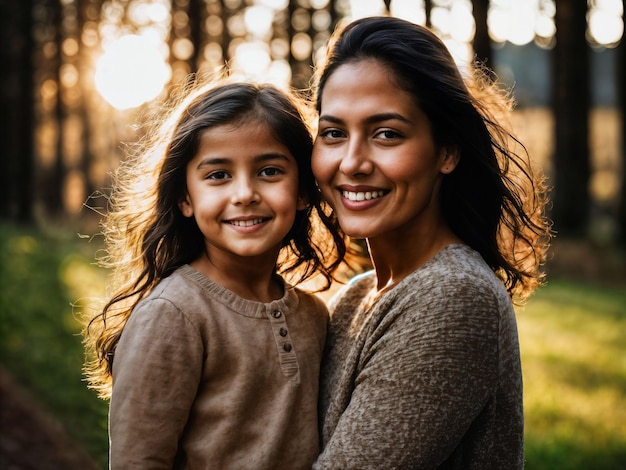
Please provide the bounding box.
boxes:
[84,81,345,397]
[313,16,552,301]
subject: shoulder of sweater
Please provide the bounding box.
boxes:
[418,245,502,288]
[383,246,510,312]
[128,289,199,335]
[142,267,201,302]
[131,268,214,325]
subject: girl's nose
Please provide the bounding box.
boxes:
[338,139,373,176]
[231,177,260,205]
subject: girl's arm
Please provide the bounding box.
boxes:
[109,298,203,469]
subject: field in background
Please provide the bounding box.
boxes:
[1,216,625,468]
[519,279,626,469]
[0,224,109,467]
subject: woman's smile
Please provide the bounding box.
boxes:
[337,184,390,210]
[312,60,456,241]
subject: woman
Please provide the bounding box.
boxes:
[311,16,551,469]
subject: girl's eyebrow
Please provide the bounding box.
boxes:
[319,112,411,125]
[256,153,292,163]
[196,157,228,169]
[195,153,291,169]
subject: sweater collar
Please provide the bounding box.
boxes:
[177,264,299,318]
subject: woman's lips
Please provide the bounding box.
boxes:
[338,188,389,210]
[341,189,387,201]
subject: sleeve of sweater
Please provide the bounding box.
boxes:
[315,272,501,469]
[109,297,203,469]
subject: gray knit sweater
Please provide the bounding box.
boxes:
[314,244,524,469]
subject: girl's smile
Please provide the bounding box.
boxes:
[180,120,306,264]
[224,216,271,232]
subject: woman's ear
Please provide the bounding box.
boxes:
[440,146,460,175]
[178,194,194,218]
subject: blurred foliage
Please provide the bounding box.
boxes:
[0,223,109,468]
[1,223,625,468]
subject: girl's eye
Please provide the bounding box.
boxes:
[259,167,282,177]
[207,170,229,180]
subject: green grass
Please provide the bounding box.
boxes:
[518,279,626,469]
[1,223,625,468]
[0,223,109,468]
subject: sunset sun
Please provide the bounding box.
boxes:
[94,34,171,110]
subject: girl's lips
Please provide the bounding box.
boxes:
[227,218,265,227]
[224,217,270,232]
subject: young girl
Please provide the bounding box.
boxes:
[83,81,345,469]
[311,17,552,469]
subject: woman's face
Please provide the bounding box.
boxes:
[312,60,458,241]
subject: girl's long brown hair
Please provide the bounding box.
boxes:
[83,80,346,398]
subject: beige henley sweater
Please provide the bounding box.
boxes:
[314,244,524,469]
[110,264,327,469]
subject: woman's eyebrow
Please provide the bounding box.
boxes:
[318,114,343,124]
[364,112,411,125]
[319,112,410,125]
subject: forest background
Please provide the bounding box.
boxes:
[1,0,625,468]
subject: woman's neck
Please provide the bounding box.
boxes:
[367,228,461,292]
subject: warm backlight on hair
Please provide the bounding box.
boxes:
[95,34,171,110]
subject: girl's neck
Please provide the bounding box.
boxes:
[190,251,283,303]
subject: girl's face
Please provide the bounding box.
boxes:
[312,60,458,241]
[179,120,306,262]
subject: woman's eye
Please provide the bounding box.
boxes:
[319,128,345,139]
[376,129,401,140]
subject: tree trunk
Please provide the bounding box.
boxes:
[50,0,66,216]
[77,0,102,210]
[424,0,432,29]
[617,0,626,246]
[471,0,492,73]
[188,0,204,74]
[551,0,591,237]
[0,0,35,222]
[287,0,316,90]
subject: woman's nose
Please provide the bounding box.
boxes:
[338,139,373,176]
